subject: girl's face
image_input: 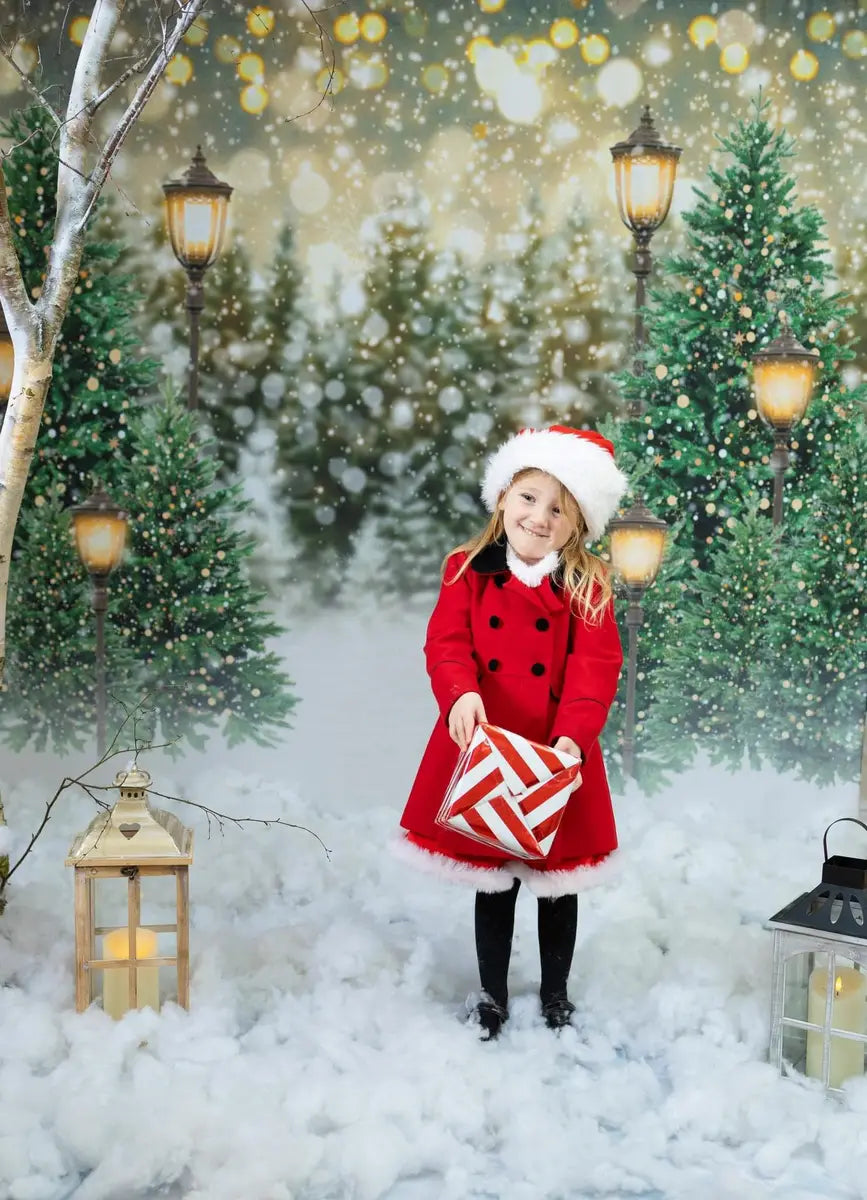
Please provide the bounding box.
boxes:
[499,470,575,563]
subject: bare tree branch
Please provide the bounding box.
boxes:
[0,44,62,128]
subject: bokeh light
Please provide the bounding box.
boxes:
[806,12,835,42]
[69,16,89,46]
[716,9,757,48]
[403,9,427,37]
[237,53,265,84]
[13,40,37,72]
[240,83,269,114]
[214,35,242,63]
[247,8,275,39]
[522,39,558,72]
[790,49,819,81]
[596,56,643,106]
[350,53,389,90]
[165,54,194,86]
[497,75,544,124]
[182,17,208,47]
[467,36,494,64]
[334,14,360,45]
[290,165,330,214]
[720,43,749,73]
[581,34,610,65]
[550,19,579,50]
[360,13,388,43]
[688,16,717,49]
[316,66,346,95]
[842,30,867,58]
[422,63,449,94]
[478,0,506,11]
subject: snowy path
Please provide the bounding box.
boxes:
[1,602,864,1200]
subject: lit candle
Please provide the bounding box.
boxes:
[102,927,160,1020]
[806,966,867,1087]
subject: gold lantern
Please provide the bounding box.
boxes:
[610,106,682,239]
[69,486,128,578]
[162,145,232,275]
[0,304,14,411]
[608,499,668,597]
[66,766,193,1019]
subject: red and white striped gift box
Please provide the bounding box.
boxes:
[435,723,581,861]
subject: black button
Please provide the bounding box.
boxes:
[488,659,500,671]
[494,574,507,589]
[531,663,545,676]
[535,618,550,632]
[489,616,502,629]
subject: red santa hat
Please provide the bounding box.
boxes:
[481,424,628,541]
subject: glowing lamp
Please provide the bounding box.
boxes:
[752,329,818,434]
[608,500,668,596]
[69,487,128,578]
[162,146,232,274]
[610,106,682,238]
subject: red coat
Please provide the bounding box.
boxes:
[398,540,624,894]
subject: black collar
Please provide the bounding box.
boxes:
[471,538,565,590]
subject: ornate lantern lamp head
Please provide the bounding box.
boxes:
[162,146,233,277]
[610,106,682,242]
[608,499,669,600]
[752,326,819,436]
[69,486,128,580]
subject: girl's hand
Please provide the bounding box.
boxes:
[448,692,487,750]
[553,736,583,791]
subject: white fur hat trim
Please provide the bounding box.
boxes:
[481,428,628,541]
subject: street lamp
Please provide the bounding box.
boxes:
[69,486,128,757]
[751,327,819,527]
[610,105,682,394]
[608,500,668,778]
[162,146,232,412]
[0,305,14,419]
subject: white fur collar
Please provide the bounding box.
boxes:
[506,544,560,588]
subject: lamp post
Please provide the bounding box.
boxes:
[610,106,682,398]
[608,501,668,778]
[69,487,128,757]
[751,327,819,527]
[0,305,14,420]
[162,147,232,412]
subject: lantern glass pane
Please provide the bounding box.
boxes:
[0,338,13,398]
[610,526,666,589]
[782,950,812,1023]
[92,873,181,1018]
[165,191,229,271]
[753,359,815,430]
[72,512,127,574]
[806,954,867,1088]
[614,153,677,233]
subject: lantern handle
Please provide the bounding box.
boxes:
[823,818,867,862]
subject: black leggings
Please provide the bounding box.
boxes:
[474,879,577,1009]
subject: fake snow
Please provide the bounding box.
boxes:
[0,602,864,1200]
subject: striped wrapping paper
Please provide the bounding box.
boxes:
[435,723,581,861]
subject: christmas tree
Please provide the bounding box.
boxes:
[601,96,866,786]
[113,389,296,750]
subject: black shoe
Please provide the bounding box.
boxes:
[471,995,508,1041]
[541,995,575,1030]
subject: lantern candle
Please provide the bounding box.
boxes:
[806,966,867,1088]
[102,926,160,1020]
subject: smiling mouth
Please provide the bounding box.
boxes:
[519,524,547,539]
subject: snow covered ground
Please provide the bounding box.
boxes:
[1,600,865,1200]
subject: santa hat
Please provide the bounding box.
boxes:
[481,425,628,541]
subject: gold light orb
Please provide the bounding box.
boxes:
[688,15,717,49]
[360,13,388,42]
[790,49,819,81]
[165,54,194,86]
[240,83,269,113]
[422,63,449,94]
[350,53,389,90]
[467,35,494,63]
[316,66,346,94]
[182,17,209,46]
[806,11,835,42]
[720,42,749,73]
[13,40,37,73]
[237,52,265,83]
[716,9,757,48]
[478,0,506,11]
[522,38,558,71]
[334,13,360,44]
[69,16,90,45]
[581,34,610,65]
[550,18,579,49]
[247,6,275,38]
[214,35,242,63]
[842,30,867,58]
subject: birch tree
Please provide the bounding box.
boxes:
[0,1,332,850]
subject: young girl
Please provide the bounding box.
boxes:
[397,425,627,1039]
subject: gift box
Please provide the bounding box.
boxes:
[436,723,581,861]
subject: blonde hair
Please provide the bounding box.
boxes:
[443,469,613,624]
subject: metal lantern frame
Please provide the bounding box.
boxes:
[66,767,193,1018]
[751,328,820,527]
[767,819,867,1093]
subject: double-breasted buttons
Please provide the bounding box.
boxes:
[535,618,550,632]
[489,616,502,628]
[494,574,508,589]
[488,659,500,671]
[531,663,545,676]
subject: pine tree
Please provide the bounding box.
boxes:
[601,96,867,785]
[113,390,296,750]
